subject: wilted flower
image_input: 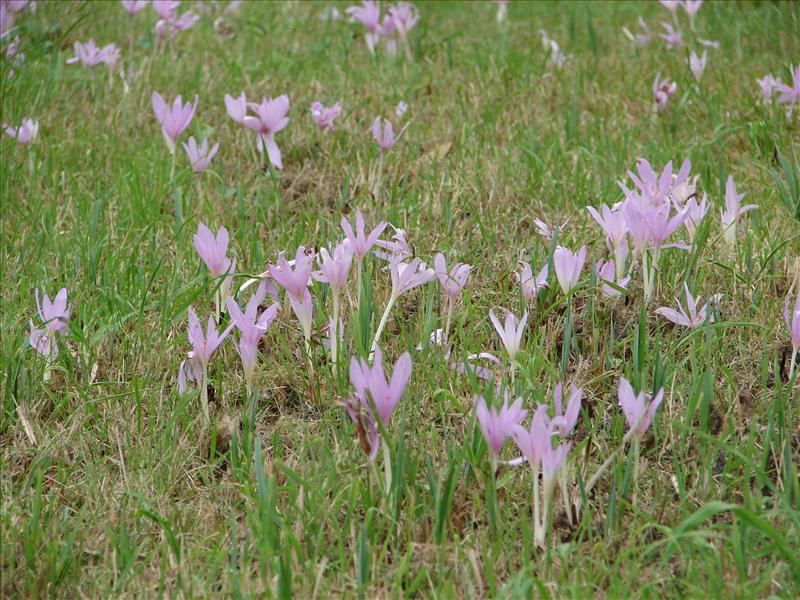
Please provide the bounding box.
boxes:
[489,308,527,362]
[689,50,707,82]
[720,175,758,247]
[656,283,718,328]
[477,392,528,457]
[151,92,197,153]
[653,72,677,110]
[553,245,587,294]
[516,260,549,301]
[310,101,342,131]
[617,377,664,439]
[243,94,290,169]
[182,136,219,173]
[224,91,247,124]
[3,118,38,144]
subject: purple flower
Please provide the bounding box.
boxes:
[660,0,680,14]
[689,50,707,82]
[182,136,219,173]
[659,22,682,49]
[269,246,314,301]
[632,17,653,47]
[372,117,400,151]
[680,193,708,242]
[653,72,677,110]
[313,242,354,294]
[224,91,247,124]
[29,288,70,358]
[656,283,718,328]
[433,253,471,299]
[346,1,382,53]
[193,223,232,278]
[516,260,549,301]
[587,203,629,277]
[549,383,582,439]
[153,0,197,38]
[390,256,435,298]
[621,157,691,207]
[621,197,687,255]
[396,101,408,118]
[387,2,419,37]
[3,118,38,144]
[151,92,197,152]
[541,442,571,498]
[682,0,703,18]
[720,176,757,247]
[757,74,781,100]
[373,225,412,261]
[595,259,631,298]
[187,306,232,368]
[489,308,527,361]
[618,377,665,439]
[511,404,550,468]
[341,209,387,261]
[775,64,800,112]
[226,282,279,381]
[152,0,179,19]
[311,101,342,131]
[66,40,121,68]
[553,245,587,294]
[476,393,528,456]
[121,0,149,15]
[784,288,800,353]
[243,95,290,169]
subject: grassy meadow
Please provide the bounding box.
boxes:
[1,0,799,597]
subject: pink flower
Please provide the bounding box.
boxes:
[511,404,551,469]
[151,92,197,152]
[720,176,757,247]
[243,94,290,169]
[659,22,682,49]
[353,347,412,425]
[620,157,691,207]
[269,246,314,301]
[373,225,412,262]
[389,256,435,298]
[689,50,707,82]
[226,282,279,381]
[186,306,233,368]
[489,308,527,361]
[372,117,400,151]
[121,0,149,15]
[682,0,703,26]
[632,17,653,47]
[310,101,342,131]
[660,0,681,15]
[387,2,419,37]
[3,118,38,144]
[784,288,800,352]
[553,245,587,294]
[395,101,408,118]
[341,209,387,261]
[516,260,549,301]
[66,40,121,68]
[541,442,571,498]
[433,253,471,299]
[655,283,718,328]
[653,72,677,110]
[182,136,219,173]
[193,223,232,278]
[618,377,664,439]
[595,259,630,298]
[313,242,354,294]
[697,38,719,49]
[548,383,582,439]
[477,393,528,456]
[346,1,382,53]
[153,0,197,37]
[152,0,179,19]
[775,64,800,111]
[758,74,781,100]
[587,203,628,274]
[680,193,708,242]
[224,91,247,124]
[29,287,70,358]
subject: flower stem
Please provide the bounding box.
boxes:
[632,437,640,507]
[575,426,638,518]
[789,348,797,382]
[443,297,454,347]
[382,436,392,495]
[331,293,340,366]
[200,366,210,424]
[370,294,396,357]
[561,466,572,526]
[533,467,543,548]
[356,260,363,313]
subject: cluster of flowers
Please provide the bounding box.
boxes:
[758,65,800,118]
[346,0,419,58]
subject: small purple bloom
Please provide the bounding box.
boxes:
[516,260,549,301]
[224,91,248,124]
[311,101,342,131]
[618,377,664,439]
[193,223,232,278]
[433,253,471,299]
[553,245,587,294]
[152,91,197,152]
[341,209,387,261]
[476,393,528,456]
[182,136,219,173]
[243,94,290,169]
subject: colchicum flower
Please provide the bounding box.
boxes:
[783,288,800,379]
[516,260,549,302]
[269,247,315,346]
[313,241,354,364]
[653,72,677,110]
[476,392,528,458]
[182,136,219,173]
[243,95,290,169]
[617,376,664,439]
[311,101,342,131]
[193,223,235,318]
[151,92,197,153]
[66,40,121,68]
[3,118,38,144]
[655,283,719,328]
[226,281,279,386]
[489,308,527,364]
[595,259,631,298]
[720,175,757,247]
[224,91,248,124]
[28,288,70,381]
[689,50,707,82]
[553,245,587,295]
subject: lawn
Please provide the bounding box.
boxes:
[1,0,799,597]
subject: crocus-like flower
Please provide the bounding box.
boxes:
[346,347,412,461]
[346,1,382,53]
[682,0,703,27]
[553,245,587,294]
[720,175,758,247]
[269,246,314,301]
[655,283,717,328]
[395,101,408,118]
[785,289,800,352]
[660,0,680,15]
[28,288,70,358]
[153,0,179,19]
[618,377,665,438]
[434,253,471,299]
[194,223,232,278]
[541,442,571,502]
[546,39,567,69]
[653,72,677,110]
[698,38,719,49]
[372,117,400,151]
[373,225,412,262]
[154,0,197,38]
[224,91,247,124]
[511,404,550,468]
[689,50,707,82]
[632,17,653,47]
[151,92,197,153]
[388,2,419,36]
[595,259,631,298]
[3,118,38,144]
[311,101,342,131]
[549,383,582,438]
[587,203,629,277]
[489,308,527,362]
[226,282,279,383]
[187,306,232,368]
[621,157,691,207]
[621,197,687,255]
[775,64,800,115]
[659,22,681,49]
[533,217,567,240]
[680,193,708,242]
[313,242,354,295]
[757,74,781,100]
[121,0,149,15]
[243,94,290,169]
[341,209,387,261]
[476,393,528,456]
[66,40,121,68]
[390,256,435,297]
[516,260,549,301]
[182,136,219,173]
